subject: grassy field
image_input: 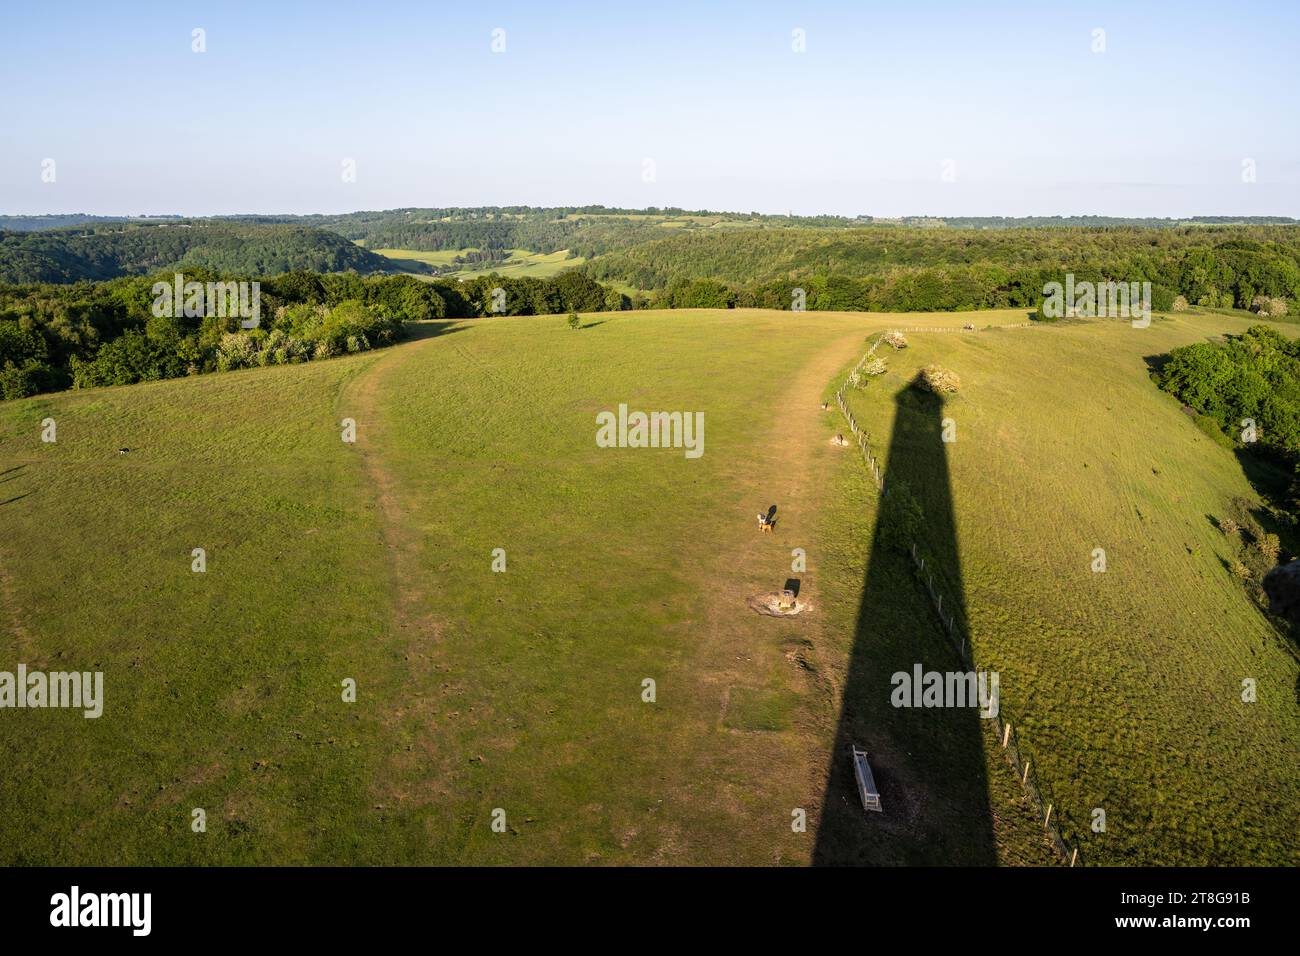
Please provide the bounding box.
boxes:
[373,247,584,279]
[370,246,466,268]
[0,307,1293,865]
[837,312,1300,865]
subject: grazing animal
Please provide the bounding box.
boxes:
[757,513,772,532]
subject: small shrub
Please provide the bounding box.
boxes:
[1250,294,1288,317]
[215,333,258,372]
[1217,517,1240,537]
[849,356,888,389]
[567,313,580,330]
[1171,295,1189,312]
[1251,532,1281,563]
[917,364,961,394]
[883,330,908,349]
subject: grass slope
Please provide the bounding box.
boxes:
[839,312,1300,865]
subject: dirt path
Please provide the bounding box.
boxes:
[0,466,38,662]
[685,327,871,861]
[351,321,867,659]
[344,332,446,645]
[742,328,874,718]
[0,553,36,662]
[723,329,870,611]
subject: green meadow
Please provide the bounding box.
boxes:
[373,247,584,279]
[0,307,1294,865]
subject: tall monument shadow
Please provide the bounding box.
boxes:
[813,382,998,865]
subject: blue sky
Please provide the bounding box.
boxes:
[1,0,1296,217]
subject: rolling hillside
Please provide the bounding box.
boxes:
[0,307,1294,865]
[0,222,394,284]
[835,312,1300,864]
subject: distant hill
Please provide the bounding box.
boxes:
[580,224,1300,310]
[0,221,396,283]
[0,214,155,232]
[253,208,1300,259]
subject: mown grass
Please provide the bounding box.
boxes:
[0,354,397,863]
[839,312,1300,865]
[341,308,1053,863]
[0,308,986,864]
[3,307,1287,866]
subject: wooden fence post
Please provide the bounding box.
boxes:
[1002,722,1011,748]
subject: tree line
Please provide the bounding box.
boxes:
[1156,325,1300,516]
[586,226,1300,314]
[0,269,622,400]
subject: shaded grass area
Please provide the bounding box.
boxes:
[811,358,1060,866]
[839,315,1300,864]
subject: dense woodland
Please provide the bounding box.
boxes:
[0,222,393,284]
[1157,326,1300,512]
[300,211,675,260]
[10,208,1290,268]
[587,226,1300,314]
[0,269,616,399]
[1152,325,1300,620]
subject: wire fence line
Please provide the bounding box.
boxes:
[833,331,1081,866]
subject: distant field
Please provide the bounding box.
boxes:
[373,247,584,279]
[370,247,467,268]
[0,307,1293,865]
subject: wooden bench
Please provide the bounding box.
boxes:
[852,746,882,812]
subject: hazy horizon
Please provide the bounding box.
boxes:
[3,206,1299,224]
